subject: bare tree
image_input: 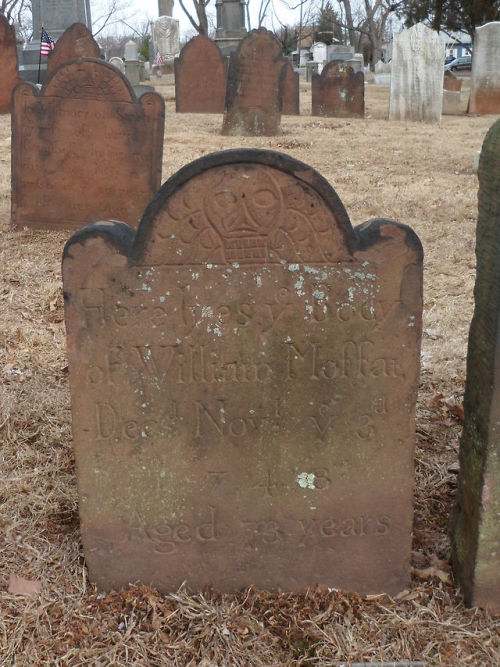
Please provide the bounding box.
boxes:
[178,0,211,35]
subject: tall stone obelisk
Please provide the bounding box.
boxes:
[215,0,247,56]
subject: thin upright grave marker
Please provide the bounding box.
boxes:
[451,119,500,612]
[222,28,287,136]
[312,61,364,118]
[175,35,227,113]
[12,58,164,230]
[389,23,445,123]
[63,149,423,594]
[469,22,500,114]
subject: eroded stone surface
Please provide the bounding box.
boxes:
[451,119,500,612]
[282,62,299,115]
[175,35,227,113]
[312,61,364,117]
[47,23,100,76]
[11,58,164,230]
[0,13,21,113]
[222,28,287,136]
[444,71,462,92]
[389,23,445,122]
[63,149,423,594]
[470,22,500,114]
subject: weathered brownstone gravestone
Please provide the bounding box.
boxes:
[0,12,21,113]
[451,119,500,612]
[222,28,287,136]
[312,61,364,118]
[46,23,101,77]
[11,58,164,230]
[443,70,462,92]
[282,61,300,115]
[175,35,228,113]
[63,148,423,594]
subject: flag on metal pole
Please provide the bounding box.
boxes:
[40,28,55,56]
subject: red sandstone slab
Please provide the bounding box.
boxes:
[443,71,462,92]
[11,58,164,230]
[282,61,299,115]
[312,61,364,118]
[175,35,227,113]
[222,28,287,136]
[47,23,101,77]
[0,13,21,113]
[63,148,422,595]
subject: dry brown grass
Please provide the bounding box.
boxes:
[0,79,499,664]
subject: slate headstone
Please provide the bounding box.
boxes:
[389,23,445,122]
[282,61,300,115]
[175,35,228,114]
[222,28,287,136]
[11,58,164,230]
[0,13,21,113]
[469,22,500,114]
[46,23,100,77]
[312,61,364,118]
[451,118,500,612]
[62,148,423,595]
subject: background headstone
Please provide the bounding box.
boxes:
[0,13,21,113]
[312,61,364,118]
[108,56,125,74]
[175,35,228,113]
[46,23,100,77]
[450,118,500,612]
[389,23,445,123]
[442,90,461,115]
[444,70,462,92]
[282,61,300,115]
[12,58,164,230]
[62,148,422,595]
[222,28,287,136]
[469,22,500,114]
[19,0,92,83]
[152,15,180,63]
[124,40,138,61]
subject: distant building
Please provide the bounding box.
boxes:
[440,30,472,58]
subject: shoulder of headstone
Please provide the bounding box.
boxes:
[354,218,424,261]
[63,220,136,263]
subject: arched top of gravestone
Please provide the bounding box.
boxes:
[47,23,101,76]
[237,27,282,60]
[176,33,226,68]
[321,61,359,80]
[65,149,386,268]
[42,57,137,102]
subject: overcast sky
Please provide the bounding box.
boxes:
[91,0,298,40]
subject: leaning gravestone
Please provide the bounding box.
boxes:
[63,148,423,594]
[11,58,164,230]
[469,22,500,114]
[282,61,299,115]
[450,119,500,612]
[389,23,445,122]
[175,35,228,113]
[312,61,364,118]
[0,13,21,113]
[222,28,287,136]
[46,23,100,77]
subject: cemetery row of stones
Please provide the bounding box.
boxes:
[2,14,500,128]
[2,8,500,612]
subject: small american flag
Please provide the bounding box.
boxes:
[155,51,164,66]
[40,28,55,56]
